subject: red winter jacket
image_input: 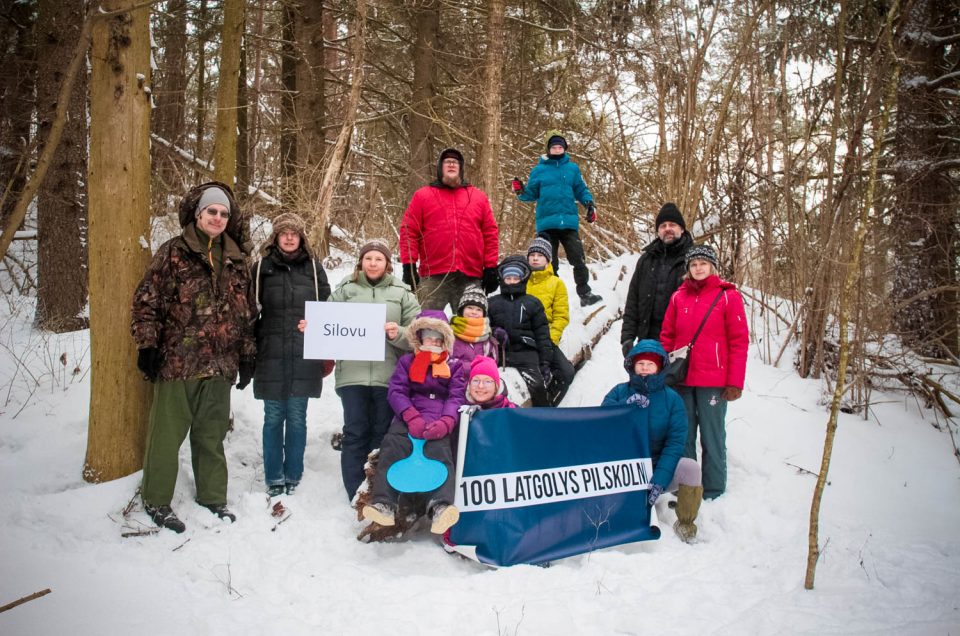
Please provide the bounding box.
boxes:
[660,275,749,389]
[399,185,499,278]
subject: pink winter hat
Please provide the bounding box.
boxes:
[469,356,500,389]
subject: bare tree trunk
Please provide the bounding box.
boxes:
[35,0,88,332]
[891,0,960,357]
[406,1,439,195]
[279,0,298,203]
[295,0,325,167]
[476,0,504,212]
[85,1,153,482]
[152,0,187,206]
[194,0,207,182]
[309,0,366,254]
[236,39,249,198]
[0,0,35,228]
[212,0,244,186]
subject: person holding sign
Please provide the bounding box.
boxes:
[660,244,748,501]
[602,339,703,542]
[250,213,331,497]
[362,310,467,535]
[330,240,421,501]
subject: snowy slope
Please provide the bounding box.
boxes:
[0,256,958,636]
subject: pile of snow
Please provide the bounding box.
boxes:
[1,255,958,635]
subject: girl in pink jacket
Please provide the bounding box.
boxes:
[660,245,748,499]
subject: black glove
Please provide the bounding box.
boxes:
[137,347,161,382]
[402,263,419,289]
[482,267,499,294]
[621,341,633,358]
[540,364,554,388]
[586,202,597,224]
[511,177,525,194]
[236,358,255,390]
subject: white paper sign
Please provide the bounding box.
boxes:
[303,301,387,361]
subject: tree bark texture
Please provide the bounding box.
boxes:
[0,0,35,228]
[891,0,960,357]
[212,0,245,186]
[294,0,325,168]
[35,0,89,332]
[151,0,188,205]
[85,1,152,483]
[476,0,505,213]
[406,1,439,195]
[279,1,298,202]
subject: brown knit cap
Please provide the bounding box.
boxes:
[359,239,392,261]
[264,212,312,256]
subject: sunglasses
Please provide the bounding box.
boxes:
[203,207,231,219]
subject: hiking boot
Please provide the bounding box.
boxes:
[284,482,297,496]
[266,484,284,497]
[200,503,237,523]
[362,502,396,527]
[145,504,186,534]
[429,504,460,534]
[579,292,602,306]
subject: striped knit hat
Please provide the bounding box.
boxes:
[527,235,552,263]
[457,284,488,316]
[685,244,719,270]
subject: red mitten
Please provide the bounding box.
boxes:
[721,386,742,401]
[321,360,335,378]
[402,407,427,438]
[511,178,524,193]
[423,415,455,440]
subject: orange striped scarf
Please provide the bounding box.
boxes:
[451,316,491,344]
[409,350,450,383]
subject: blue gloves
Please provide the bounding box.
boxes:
[647,483,664,506]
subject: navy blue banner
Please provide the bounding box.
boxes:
[449,405,660,566]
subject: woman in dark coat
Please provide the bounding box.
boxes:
[251,213,331,496]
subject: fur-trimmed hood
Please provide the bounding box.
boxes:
[405,310,455,354]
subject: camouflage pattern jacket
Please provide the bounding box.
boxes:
[131,224,255,382]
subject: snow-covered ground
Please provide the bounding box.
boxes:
[1,256,958,635]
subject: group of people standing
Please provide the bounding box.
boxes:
[129,133,748,546]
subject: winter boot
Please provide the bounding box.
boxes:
[579,292,602,307]
[266,484,284,497]
[362,502,396,527]
[200,502,237,523]
[430,504,460,534]
[145,504,186,534]
[673,484,702,543]
[284,482,297,496]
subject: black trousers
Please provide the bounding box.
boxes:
[337,385,393,501]
[544,228,592,296]
[547,345,576,406]
[506,349,550,407]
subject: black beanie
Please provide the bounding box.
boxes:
[655,202,686,231]
[546,135,568,152]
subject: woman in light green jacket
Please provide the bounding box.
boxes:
[331,240,420,500]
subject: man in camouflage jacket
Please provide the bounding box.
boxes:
[131,182,255,533]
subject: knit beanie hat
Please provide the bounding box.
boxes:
[195,186,231,216]
[271,212,305,235]
[685,244,719,270]
[546,133,568,152]
[501,263,525,280]
[527,235,552,263]
[457,284,488,316]
[359,239,392,261]
[655,202,686,231]
[632,351,662,373]
[469,355,501,390]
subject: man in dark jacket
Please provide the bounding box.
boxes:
[131,182,256,533]
[399,148,500,311]
[620,202,694,357]
[251,212,331,497]
[488,255,554,407]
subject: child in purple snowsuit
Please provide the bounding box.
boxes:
[362,310,467,535]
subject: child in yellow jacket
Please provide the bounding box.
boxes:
[525,235,576,405]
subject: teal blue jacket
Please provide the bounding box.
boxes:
[518,153,593,233]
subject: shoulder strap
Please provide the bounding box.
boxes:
[312,258,319,301]
[254,258,263,308]
[688,289,726,349]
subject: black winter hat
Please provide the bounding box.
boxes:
[546,135,568,152]
[527,235,552,263]
[435,148,465,185]
[685,244,719,270]
[457,284,488,315]
[655,202,686,231]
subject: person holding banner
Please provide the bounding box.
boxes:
[250,213,332,497]
[602,339,703,541]
[660,244,748,501]
[362,310,467,534]
[330,239,421,501]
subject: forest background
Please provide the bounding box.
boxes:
[0,0,957,535]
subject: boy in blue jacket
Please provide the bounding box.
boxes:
[512,131,602,306]
[602,339,704,542]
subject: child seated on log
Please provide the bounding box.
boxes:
[361,310,466,535]
[601,339,703,542]
[450,284,502,366]
[487,255,555,407]
[525,234,575,405]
